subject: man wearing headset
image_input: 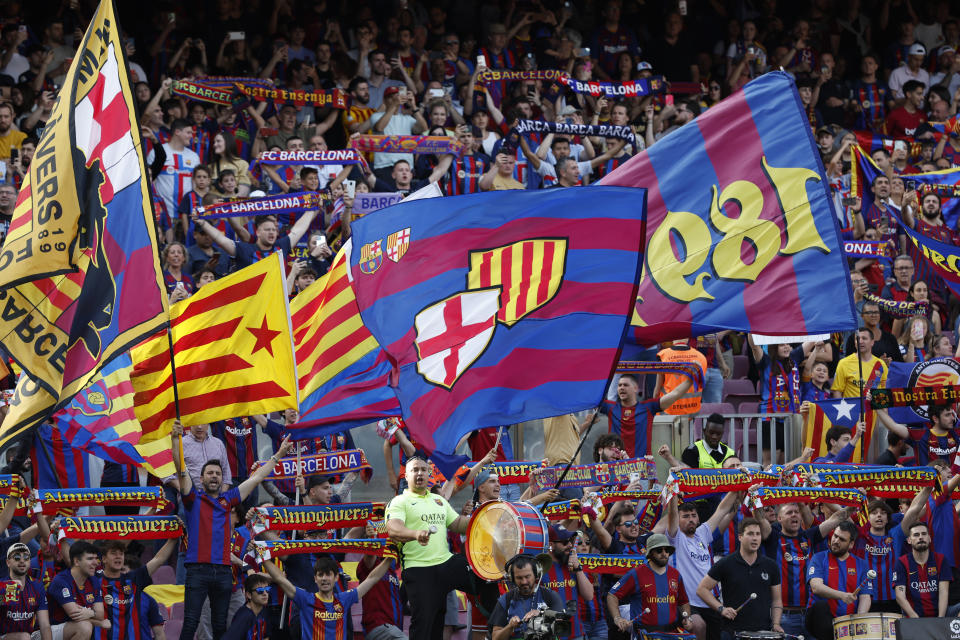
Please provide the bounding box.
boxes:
[489,554,566,640]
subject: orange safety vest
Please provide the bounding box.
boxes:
[657,346,707,415]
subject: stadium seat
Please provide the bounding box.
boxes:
[151,565,175,585]
[689,403,736,442]
[722,379,760,409]
[164,602,184,639]
[732,355,750,379]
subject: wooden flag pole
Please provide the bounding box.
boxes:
[165,327,186,469]
[279,441,302,629]
[855,330,865,463]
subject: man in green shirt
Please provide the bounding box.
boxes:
[386,455,497,640]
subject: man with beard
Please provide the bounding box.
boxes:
[666,493,742,640]
[757,503,848,638]
[893,522,951,617]
[602,374,693,459]
[901,189,952,305]
[804,522,874,640]
[1,542,51,640]
[542,526,593,639]
[489,555,564,640]
[172,420,293,640]
[608,534,702,639]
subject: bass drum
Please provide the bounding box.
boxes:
[832,612,902,639]
[465,501,549,581]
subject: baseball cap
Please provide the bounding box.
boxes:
[384,86,400,98]
[249,190,266,198]
[644,533,675,554]
[816,125,834,136]
[6,542,29,558]
[473,467,498,487]
[637,61,653,71]
[937,45,956,59]
[908,43,926,57]
[559,105,579,116]
[549,525,577,542]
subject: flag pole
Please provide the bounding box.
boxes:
[855,330,865,462]
[164,327,186,470]
[279,443,302,630]
[554,408,602,490]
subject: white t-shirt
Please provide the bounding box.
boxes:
[148,144,201,216]
[888,65,930,98]
[667,522,715,608]
[368,111,417,169]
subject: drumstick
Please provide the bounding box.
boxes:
[628,608,651,622]
[733,592,757,612]
[851,569,877,596]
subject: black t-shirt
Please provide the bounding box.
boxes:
[706,551,780,631]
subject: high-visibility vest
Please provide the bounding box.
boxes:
[658,346,707,415]
[694,439,734,469]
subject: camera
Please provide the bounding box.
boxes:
[523,608,572,640]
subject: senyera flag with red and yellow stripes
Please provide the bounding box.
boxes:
[130,252,298,431]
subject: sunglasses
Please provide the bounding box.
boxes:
[619,519,639,527]
[254,586,271,594]
[8,554,28,562]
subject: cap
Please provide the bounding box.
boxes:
[908,43,926,57]
[473,467,498,487]
[637,61,653,71]
[489,23,507,35]
[816,125,834,136]
[549,525,577,542]
[937,45,956,59]
[249,189,266,198]
[559,105,579,116]
[644,533,675,554]
[6,542,29,559]
[384,86,400,97]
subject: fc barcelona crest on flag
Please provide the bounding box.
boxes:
[360,240,384,274]
[466,238,567,326]
[387,228,410,262]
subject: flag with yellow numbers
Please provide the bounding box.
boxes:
[600,71,857,345]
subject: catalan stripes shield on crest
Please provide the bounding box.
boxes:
[359,240,383,274]
[387,228,410,262]
[466,238,567,326]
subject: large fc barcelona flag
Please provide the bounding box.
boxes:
[600,71,856,344]
[0,0,167,447]
[348,188,646,454]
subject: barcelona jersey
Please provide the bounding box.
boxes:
[293,587,359,640]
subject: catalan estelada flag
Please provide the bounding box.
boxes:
[599,71,856,345]
[804,397,868,463]
[54,353,175,479]
[348,187,646,455]
[289,243,400,435]
[130,252,298,430]
[0,0,167,448]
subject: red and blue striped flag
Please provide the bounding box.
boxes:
[347,187,646,454]
[599,71,856,345]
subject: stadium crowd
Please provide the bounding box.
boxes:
[3,1,960,640]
